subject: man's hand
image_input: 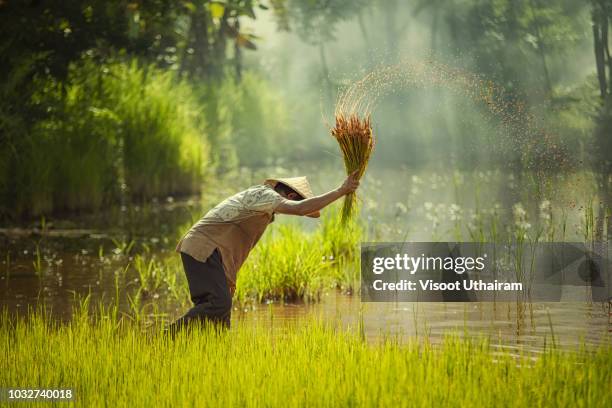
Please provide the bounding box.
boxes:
[338,170,360,195]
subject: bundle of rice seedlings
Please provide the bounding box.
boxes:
[331,113,375,223]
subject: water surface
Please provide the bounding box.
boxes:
[2,166,610,352]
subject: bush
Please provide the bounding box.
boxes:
[0,58,209,217]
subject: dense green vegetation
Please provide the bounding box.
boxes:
[0,1,296,219]
[0,62,294,218]
[1,308,610,407]
[4,60,207,216]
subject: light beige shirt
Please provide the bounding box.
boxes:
[175,185,285,292]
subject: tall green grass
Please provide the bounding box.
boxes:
[1,58,208,217]
[318,209,362,291]
[235,209,361,303]
[1,307,610,407]
[235,224,329,302]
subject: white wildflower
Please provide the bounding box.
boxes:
[449,204,462,221]
[395,202,408,214]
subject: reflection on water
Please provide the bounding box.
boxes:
[236,293,610,353]
[1,166,611,353]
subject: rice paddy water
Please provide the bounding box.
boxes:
[1,166,609,345]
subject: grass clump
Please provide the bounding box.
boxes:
[331,113,375,222]
[1,308,610,407]
[235,224,330,303]
[235,208,362,303]
[317,208,362,292]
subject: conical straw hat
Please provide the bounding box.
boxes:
[264,176,315,200]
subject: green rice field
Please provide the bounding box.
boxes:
[1,307,610,407]
[2,170,611,407]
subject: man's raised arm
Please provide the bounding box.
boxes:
[274,171,360,217]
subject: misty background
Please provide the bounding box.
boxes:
[1,0,611,230]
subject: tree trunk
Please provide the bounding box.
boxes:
[357,11,371,53]
[384,0,399,62]
[213,7,231,77]
[593,6,608,99]
[234,17,242,81]
[603,10,612,96]
[529,0,553,97]
[180,2,211,80]
[357,10,369,44]
[431,4,439,52]
[319,42,333,104]
[592,2,612,240]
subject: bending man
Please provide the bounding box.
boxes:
[171,171,360,331]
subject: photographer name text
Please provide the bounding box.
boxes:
[372,279,522,291]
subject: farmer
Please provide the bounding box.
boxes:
[170,172,360,331]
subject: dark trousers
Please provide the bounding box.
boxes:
[171,249,232,331]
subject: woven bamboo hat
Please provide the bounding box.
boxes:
[264,176,315,200]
